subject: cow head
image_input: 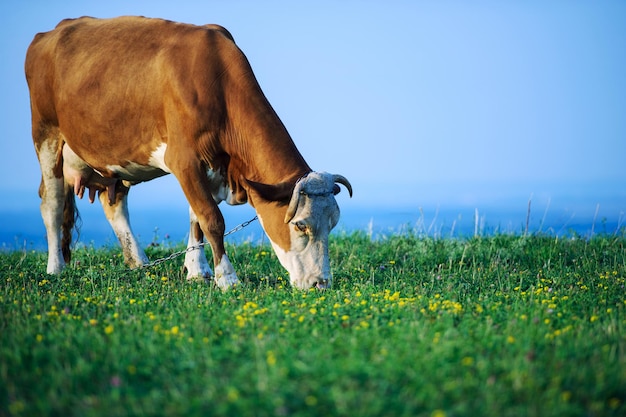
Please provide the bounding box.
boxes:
[246,172,352,289]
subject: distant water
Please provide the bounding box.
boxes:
[2,201,624,252]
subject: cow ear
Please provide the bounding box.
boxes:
[242,178,294,202]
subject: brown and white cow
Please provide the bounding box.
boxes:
[25,16,352,290]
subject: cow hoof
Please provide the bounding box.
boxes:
[214,255,239,290]
[46,254,65,275]
[183,260,214,282]
[186,271,212,284]
[46,265,64,275]
[214,273,239,290]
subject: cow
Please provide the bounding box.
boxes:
[25,16,352,290]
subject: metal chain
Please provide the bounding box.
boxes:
[223,215,259,237]
[133,215,258,271]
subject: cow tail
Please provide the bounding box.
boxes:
[61,183,80,263]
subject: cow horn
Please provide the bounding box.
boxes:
[284,178,305,224]
[334,174,353,197]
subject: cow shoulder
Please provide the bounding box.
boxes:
[203,24,235,42]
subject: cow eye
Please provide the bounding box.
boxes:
[292,221,308,233]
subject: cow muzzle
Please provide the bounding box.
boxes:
[290,273,331,290]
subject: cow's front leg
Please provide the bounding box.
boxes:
[99,183,148,268]
[173,162,239,290]
[184,206,213,282]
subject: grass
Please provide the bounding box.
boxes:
[1,232,625,416]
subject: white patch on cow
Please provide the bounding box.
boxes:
[184,245,213,282]
[206,168,240,205]
[214,254,239,289]
[117,229,148,267]
[184,207,213,282]
[106,162,167,182]
[206,169,228,203]
[149,143,170,173]
[99,191,148,268]
[105,143,170,182]
[62,144,90,179]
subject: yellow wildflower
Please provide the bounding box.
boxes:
[266,351,277,366]
[461,356,474,366]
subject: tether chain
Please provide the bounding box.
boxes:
[133,215,258,271]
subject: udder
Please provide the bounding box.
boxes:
[62,144,119,205]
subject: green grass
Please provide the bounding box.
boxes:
[1,233,625,416]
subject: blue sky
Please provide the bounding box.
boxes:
[1,1,625,219]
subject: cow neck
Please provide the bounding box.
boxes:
[220,49,311,252]
[224,72,310,186]
[226,105,308,253]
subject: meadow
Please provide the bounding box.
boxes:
[1,231,625,416]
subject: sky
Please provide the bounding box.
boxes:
[1,0,625,222]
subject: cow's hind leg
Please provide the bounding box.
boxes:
[99,183,148,268]
[37,138,67,274]
[183,206,213,282]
